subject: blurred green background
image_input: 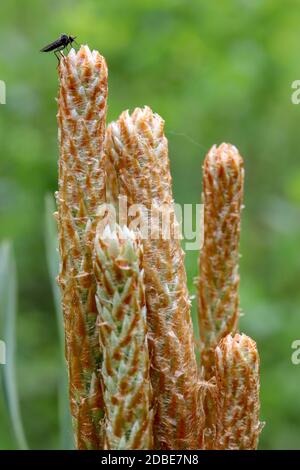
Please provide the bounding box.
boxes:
[0,0,300,450]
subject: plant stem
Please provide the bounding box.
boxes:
[214,333,263,449]
[94,225,153,449]
[56,45,108,449]
[197,143,244,379]
[105,107,203,449]
[197,143,244,448]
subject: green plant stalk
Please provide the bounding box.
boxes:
[94,225,153,449]
[0,241,28,450]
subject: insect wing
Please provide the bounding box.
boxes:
[40,37,63,52]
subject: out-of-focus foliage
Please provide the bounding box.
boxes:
[0,242,28,450]
[0,0,300,449]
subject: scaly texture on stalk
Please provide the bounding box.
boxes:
[94,225,153,449]
[105,107,203,450]
[214,334,262,450]
[197,143,244,380]
[56,45,108,449]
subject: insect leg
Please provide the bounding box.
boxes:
[54,51,60,63]
[55,44,67,62]
[60,44,68,57]
[60,50,66,62]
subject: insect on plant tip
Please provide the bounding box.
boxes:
[40,34,78,62]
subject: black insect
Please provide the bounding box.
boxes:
[40,34,77,61]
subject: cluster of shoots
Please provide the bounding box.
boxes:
[55,45,263,449]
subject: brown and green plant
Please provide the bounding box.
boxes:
[105,107,203,450]
[214,334,263,450]
[54,46,262,450]
[196,143,245,448]
[56,45,108,449]
[94,224,153,449]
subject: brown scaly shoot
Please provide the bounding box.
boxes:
[214,334,263,450]
[94,224,153,449]
[105,107,203,449]
[56,45,108,449]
